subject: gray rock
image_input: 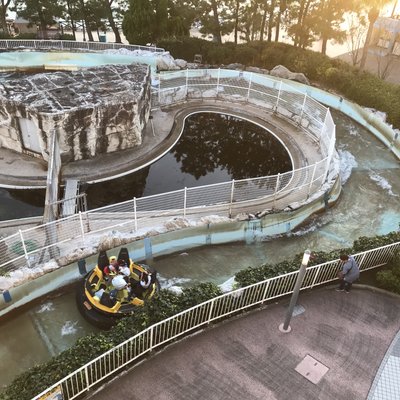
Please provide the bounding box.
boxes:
[270,65,291,79]
[246,66,269,75]
[270,65,309,85]
[291,72,309,85]
[174,59,188,69]
[225,63,244,70]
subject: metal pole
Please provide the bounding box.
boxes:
[279,249,311,333]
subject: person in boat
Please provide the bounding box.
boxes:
[103,256,119,281]
[110,274,131,303]
[131,271,153,299]
[140,271,152,289]
[118,259,131,282]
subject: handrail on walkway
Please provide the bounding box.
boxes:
[30,241,399,400]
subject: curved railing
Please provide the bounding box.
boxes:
[0,39,165,53]
[0,72,336,278]
[30,242,400,400]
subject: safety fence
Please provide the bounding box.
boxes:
[0,72,335,276]
[152,68,335,159]
[0,39,164,53]
[31,241,400,400]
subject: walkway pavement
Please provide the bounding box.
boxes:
[86,286,400,400]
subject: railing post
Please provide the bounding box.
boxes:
[357,252,367,269]
[275,81,282,112]
[207,299,215,323]
[183,187,187,218]
[229,179,235,218]
[79,211,85,241]
[149,325,154,351]
[217,68,220,95]
[246,72,253,101]
[307,163,317,196]
[299,93,307,125]
[273,173,281,209]
[133,197,138,232]
[311,265,321,288]
[261,280,271,303]
[84,366,90,391]
[18,229,31,267]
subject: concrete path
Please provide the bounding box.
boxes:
[86,286,400,400]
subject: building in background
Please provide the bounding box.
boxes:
[370,16,400,56]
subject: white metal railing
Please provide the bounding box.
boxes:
[30,242,400,400]
[0,39,164,53]
[0,72,335,276]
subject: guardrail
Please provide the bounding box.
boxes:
[31,241,400,400]
[0,73,335,277]
[0,39,165,53]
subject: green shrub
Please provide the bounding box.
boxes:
[376,251,400,294]
[13,33,37,39]
[60,34,75,41]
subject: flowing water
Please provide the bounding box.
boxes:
[0,110,399,389]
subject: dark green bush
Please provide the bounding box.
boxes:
[60,34,75,41]
[13,33,37,39]
[376,251,400,294]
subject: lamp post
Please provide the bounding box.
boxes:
[279,249,311,333]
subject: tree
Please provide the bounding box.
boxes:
[123,0,193,45]
[274,0,288,42]
[237,0,262,42]
[122,0,154,44]
[287,0,318,48]
[193,0,234,44]
[311,0,349,55]
[13,0,65,38]
[359,0,391,69]
[103,0,123,43]
[78,0,94,41]
[0,0,12,35]
[345,11,367,65]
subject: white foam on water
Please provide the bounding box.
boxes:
[36,302,54,313]
[157,276,192,293]
[339,150,358,184]
[61,321,78,336]
[369,170,399,197]
[219,276,236,292]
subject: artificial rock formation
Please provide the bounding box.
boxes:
[0,63,151,162]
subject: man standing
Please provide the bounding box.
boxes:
[336,254,360,293]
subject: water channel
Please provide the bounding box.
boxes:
[1,110,399,390]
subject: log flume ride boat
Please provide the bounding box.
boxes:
[76,247,159,329]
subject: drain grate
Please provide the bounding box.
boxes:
[295,355,329,384]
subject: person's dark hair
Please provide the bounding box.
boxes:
[340,254,349,261]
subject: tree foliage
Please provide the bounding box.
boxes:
[13,0,65,38]
[122,0,193,45]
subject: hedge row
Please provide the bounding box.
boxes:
[157,38,400,128]
[1,230,399,400]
